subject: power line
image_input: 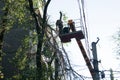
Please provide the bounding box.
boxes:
[77,0,92,61]
[61,44,85,80]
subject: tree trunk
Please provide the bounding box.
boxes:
[28,0,51,79]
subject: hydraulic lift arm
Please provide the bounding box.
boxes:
[68,20,95,79]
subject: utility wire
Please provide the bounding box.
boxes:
[77,0,92,61]
[61,44,85,80]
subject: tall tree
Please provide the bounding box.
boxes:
[0,0,86,80]
[1,0,35,79]
[0,1,8,79]
[28,0,51,79]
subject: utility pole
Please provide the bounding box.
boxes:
[92,38,100,80]
[110,68,114,80]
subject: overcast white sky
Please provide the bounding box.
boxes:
[86,0,120,69]
[48,0,120,79]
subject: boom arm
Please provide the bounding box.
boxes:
[68,20,94,79]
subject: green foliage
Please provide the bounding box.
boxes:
[43,43,53,58]
[2,0,34,30]
[11,35,37,79]
[63,13,68,23]
[1,0,60,80]
[1,0,37,79]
